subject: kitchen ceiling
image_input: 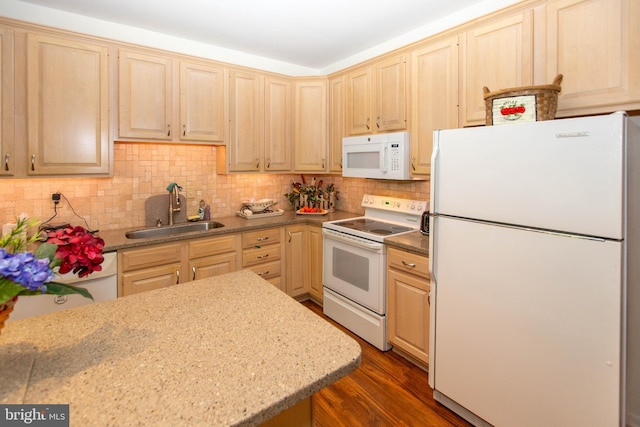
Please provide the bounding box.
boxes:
[8,0,519,73]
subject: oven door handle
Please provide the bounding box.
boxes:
[323,229,384,252]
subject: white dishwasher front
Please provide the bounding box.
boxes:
[8,251,118,322]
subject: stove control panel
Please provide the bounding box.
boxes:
[361,194,427,215]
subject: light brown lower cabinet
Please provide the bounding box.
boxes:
[118,225,323,299]
[118,235,239,297]
[119,242,183,297]
[307,225,323,302]
[285,225,307,298]
[386,247,430,367]
[241,227,283,289]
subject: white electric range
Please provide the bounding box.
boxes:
[322,194,427,350]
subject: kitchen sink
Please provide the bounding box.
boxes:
[125,221,224,239]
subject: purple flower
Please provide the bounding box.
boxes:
[0,248,55,293]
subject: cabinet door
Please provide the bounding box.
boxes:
[121,263,181,297]
[460,10,534,125]
[411,36,459,176]
[229,70,262,171]
[346,66,372,135]
[26,33,110,175]
[119,49,173,140]
[285,225,308,297]
[387,267,430,364]
[308,225,323,302]
[180,61,226,142]
[328,76,344,173]
[375,55,407,132]
[546,0,640,116]
[0,26,14,177]
[190,253,237,281]
[294,79,327,171]
[264,77,292,171]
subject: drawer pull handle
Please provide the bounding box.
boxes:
[257,254,269,259]
[31,154,36,171]
[176,269,180,284]
[256,237,269,241]
[4,153,9,171]
[167,124,171,136]
[402,260,416,268]
[192,266,197,280]
[257,270,269,276]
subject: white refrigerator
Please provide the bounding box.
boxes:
[428,111,639,427]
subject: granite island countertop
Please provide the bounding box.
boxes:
[0,270,361,426]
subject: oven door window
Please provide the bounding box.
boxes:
[333,247,369,291]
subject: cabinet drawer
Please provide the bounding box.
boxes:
[247,260,281,280]
[189,234,237,259]
[387,247,429,279]
[242,228,281,249]
[120,243,182,272]
[242,245,281,267]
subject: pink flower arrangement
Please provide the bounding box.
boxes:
[46,226,105,278]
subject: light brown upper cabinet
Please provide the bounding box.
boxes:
[546,0,640,116]
[226,69,262,171]
[460,10,534,126]
[294,79,328,171]
[27,33,110,175]
[264,76,292,171]
[0,26,14,177]
[328,75,345,173]
[118,49,173,140]
[119,49,226,143]
[410,35,459,177]
[345,54,407,136]
[179,61,226,142]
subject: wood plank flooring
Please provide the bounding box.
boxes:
[301,300,472,427]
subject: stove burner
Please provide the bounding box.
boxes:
[368,229,393,235]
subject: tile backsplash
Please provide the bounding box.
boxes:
[0,143,429,231]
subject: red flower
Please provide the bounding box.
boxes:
[46,226,105,278]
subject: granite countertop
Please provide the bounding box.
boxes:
[384,230,430,257]
[99,210,358,252]
[0,270,361,426]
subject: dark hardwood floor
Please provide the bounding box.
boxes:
[301,300,472,427]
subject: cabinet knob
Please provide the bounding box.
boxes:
[192,266,197,280]
[176,269,180,284]
[411,156,416,171]
[288,231,292,242]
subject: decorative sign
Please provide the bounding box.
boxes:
[492,94,537,125]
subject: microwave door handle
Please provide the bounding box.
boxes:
[381,144,389,173]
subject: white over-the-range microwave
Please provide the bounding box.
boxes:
[342,131,415,180]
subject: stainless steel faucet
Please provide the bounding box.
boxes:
[166,182,183,225]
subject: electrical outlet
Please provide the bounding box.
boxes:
[52,193,61,204]
[186,188,195,198]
